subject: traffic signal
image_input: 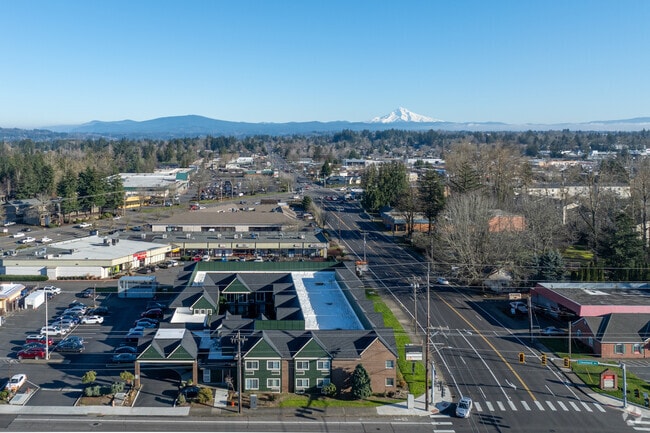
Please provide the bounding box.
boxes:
[541,354,547,366]
[519,352,525,363]
[563,357,571,368]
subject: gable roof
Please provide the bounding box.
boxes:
[579,313,650,343]
[139,327,198,361]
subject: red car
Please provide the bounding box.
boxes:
[17,347,47,360]
[141,308,163,320]
[25,335,53,346]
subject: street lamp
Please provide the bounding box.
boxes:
[411,277,420,335]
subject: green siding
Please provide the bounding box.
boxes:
[295,339,329,359]
[168,346,194,361]
[139,345,165,360]
[246,339,281,359]
[191,296,217,311]
[222,278,250,294]
[254,320,305,330]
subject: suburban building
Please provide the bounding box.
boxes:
[134,262,398,396]
[531,282,650,358]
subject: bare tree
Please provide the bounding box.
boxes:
[630,157,650,251]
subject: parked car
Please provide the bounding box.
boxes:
[113,345,137,354]
[130,226,143,232]
[179,385,200,400]
[57,314,81,325]
[141,308,163,320]
[81,288,95,298]
[75,222,92,228]
[81,315,104,324]
[62,335,85,345]
[541,326,565,336]
[127,327,145,337]
[133,319,157,328]
[17,347,46,360]
[25,335,53,346]
[5,374,27,392]
[436,277,450,285]
[509,301,528,314]
[68,300,87,308]
[456,396,473,418]
[41,285,62,295]
[40,325,66,336]
[111,353,137,363]
[88,306,110,316]
[22,342,47,351]
[55,340,84,353]
[145,301,167,311]
[50,320,74,333]
[166,259,179,267]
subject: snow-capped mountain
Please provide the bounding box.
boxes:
[370,107,442,123]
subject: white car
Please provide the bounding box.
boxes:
[5,374,27,392]
[81,315,104,325]
[436,277,450,285]
[20,237,36,244]
[456,396,473,418]
[40,325,66,336]
[75,222,92,228]
[40,236,52,243]
[12,232,25,238]
[42,285,62,295]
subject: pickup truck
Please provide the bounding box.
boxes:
[12,232,25,238]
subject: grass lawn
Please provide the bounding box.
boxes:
[367,290,426,396]
[543,337,650,407]
[277,393,401,408]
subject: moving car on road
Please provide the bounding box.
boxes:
[456,396,473,418]
[112,353,137,363]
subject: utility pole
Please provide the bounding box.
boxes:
[411,277,419,335]
[362,232,367,262]
[425,263,430,411]
[231,330,247,414]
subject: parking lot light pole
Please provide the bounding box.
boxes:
[43,285,49,360]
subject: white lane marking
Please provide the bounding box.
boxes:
[474,402,483,412]
[521,401,531,411]
[569,401,581,411]
[508,400,517,410]
[431,421,453,425]
[497,401,506,411]
[557,401,569,411]
[486,401,495,411]
[581,401,593,412]
[535,400,545,411]
[546,401,557,411]
[594,403,606,412]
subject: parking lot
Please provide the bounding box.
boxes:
[1,267,192,407]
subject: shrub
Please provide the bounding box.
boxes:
[120,371,135,384]
[197,387,213,404]
[177,394,186,405]
[84,385,101,397]
[81,370,97,384]
[111,382,125,394]
[322,383,337,397]
[0,390,10,401]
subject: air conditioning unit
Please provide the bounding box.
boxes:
[162,234,167,239]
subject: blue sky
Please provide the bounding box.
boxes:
[2,1,649,128]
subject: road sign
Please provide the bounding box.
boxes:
[577,360,599,365]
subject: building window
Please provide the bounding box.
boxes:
[316,378,330,388]
[267,378,280,389]
[296,360,310,370]
[245,378,259,390]
[296,378,309,389]
[385,360,395,369]
[317,359,330,370]
[267,360,281,371]
[633,344,642,354]
[386,377,395,387]
[614,344,625,354]
[245,360,259,371]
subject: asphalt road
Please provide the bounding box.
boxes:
[314,190,632,433]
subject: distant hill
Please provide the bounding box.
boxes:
[3,109,650,141]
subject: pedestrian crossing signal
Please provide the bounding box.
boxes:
[518,352,525,363]
[563,357,571,368]
[541,354,547,366]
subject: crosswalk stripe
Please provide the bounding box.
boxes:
[474,402,483,412]
[594,403,606,412]
[430,414,448,418]
[557,401,569,411]
[546,401,557,411]
[569,401,581,411]
[535,400,545,411]
[581,401,593,412]
[486,401,495,411]
[497,401,506,411]
[521,401,531,411]
[508,400,517,411]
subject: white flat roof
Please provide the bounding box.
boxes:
[154,328,186,339]
[48,235,169,260]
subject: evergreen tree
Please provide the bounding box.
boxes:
[418,169,446,234]
[351,364,372,399]
[532,249,566,282]
[598,212,645,280]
